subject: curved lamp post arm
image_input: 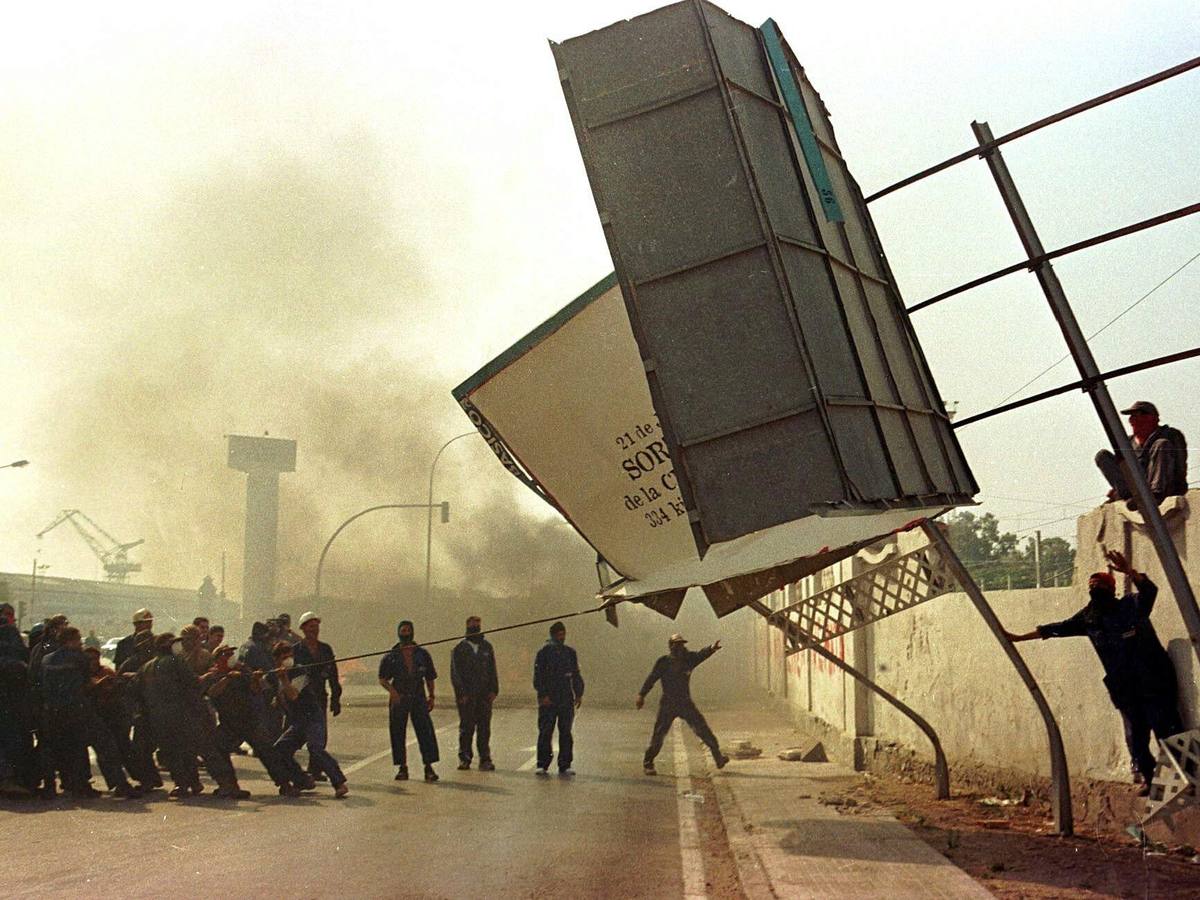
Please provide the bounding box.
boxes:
[424,432,476,605]
[314,503,440,603]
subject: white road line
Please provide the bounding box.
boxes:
[673,721,708,900]
[342,723,456,777]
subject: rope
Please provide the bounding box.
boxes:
[268,600,616,676]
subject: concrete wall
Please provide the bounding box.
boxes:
[751,492,1200,784]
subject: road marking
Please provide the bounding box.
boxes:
[673,721,708,900]
[342,724,456,777]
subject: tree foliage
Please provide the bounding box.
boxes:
[944,511,1075,588]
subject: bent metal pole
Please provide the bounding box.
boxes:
[972,120,1200,669]
[920,521,1073,835]
[747,598,951,802]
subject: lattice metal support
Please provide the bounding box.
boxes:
[772,540,954,655]
[1143,728,1200,824]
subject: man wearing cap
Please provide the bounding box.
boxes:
[272,640,349,798]
[533,622,584,776]
[451,615,499,771]
[1006,550,1183,795]
[115,609,154,671]
[637,634,730,776]
[278,613,302,645]
[117,629,161,789]
[291,612,342,783]
[378,620,440,782]
[1096,401,1188,509]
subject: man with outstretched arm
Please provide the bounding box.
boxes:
[637,633,730,776]
[1005,550,1183,795]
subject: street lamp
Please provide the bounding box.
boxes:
[1,459,29,470]
[424,432,476,605]
[313,502,448,603]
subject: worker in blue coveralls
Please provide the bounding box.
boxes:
[533,621,584,777]
[1005,550,1183,796]
[378,620,440,783]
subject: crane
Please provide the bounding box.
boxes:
[36,509,144,582]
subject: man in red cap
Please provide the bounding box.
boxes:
[1005,550,1182,795]
[1095,400,1188,509]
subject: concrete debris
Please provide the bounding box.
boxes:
[729,739,763,759]
[681,791,705,804]
[777,742,827,762]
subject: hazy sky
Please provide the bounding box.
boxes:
[1,0,1197,591]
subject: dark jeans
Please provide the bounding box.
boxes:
[389,698,439,767]
[130,714,160,786]
[276,710,345,787]
[457,695,493,764]
[83,706,133,790]
[644,700,721,766]
[1096,449,1133,500]
[152,709,236,789]
[537,703,574,771]
[42,705,91,791]
[1120,697,1184,781]
[223,714,303,787]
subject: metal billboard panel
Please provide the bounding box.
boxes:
[454,277,966,617]
[551,1,976,554]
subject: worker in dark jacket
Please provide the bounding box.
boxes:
[83,647,149,794]
[0,617,35,795]
[1006,550,1183,794]
[533,621,583,776]
[117,630,161,789]
[138,632,249,800]
[1096,401,1188,508]
[637,633,730,776]
[205,645,307,795]
[114,608,154,671]
[272,640,348,798]
[378,620,439,782]
[291,612,342,783]
[451,616,499,771]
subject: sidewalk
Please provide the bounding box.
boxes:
[700,708,991,899]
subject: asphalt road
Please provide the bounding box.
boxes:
[2,700,738,899]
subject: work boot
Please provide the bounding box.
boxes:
[457,760,471,771]
[395,767,409,781]
[424,765,439,783]
[479,760,495,772]
[0,777,33,797]
[298,774,317,791]
[714,754,730,770]
[168,786,191,800]
[643,764,657,776]
[214,783,251,800]
[558,768,575,777]
[309,769,328,782]
[278,783,303,797]
[68,785,102,799]
[535,767,549,777]
[112,783,142,799]
[334,782,349,799]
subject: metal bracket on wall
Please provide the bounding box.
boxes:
[771,541,955,653]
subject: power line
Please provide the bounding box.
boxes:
[995,249,1200,405]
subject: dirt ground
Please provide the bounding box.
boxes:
[831,772,1200,898]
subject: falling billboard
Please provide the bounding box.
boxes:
[454,1,977,618]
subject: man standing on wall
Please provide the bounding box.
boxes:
[1005,550,1183,795]
[637,633,730,776]
[533,622,583,777]
[451,615,499,771]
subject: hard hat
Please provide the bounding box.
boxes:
[298,611,320,627]
[132,608,153,624]
[668,633,687,645]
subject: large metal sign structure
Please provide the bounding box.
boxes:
[457,2,976,617]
